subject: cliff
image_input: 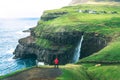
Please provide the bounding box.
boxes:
[13,4,120,65]
[13,32,83,64]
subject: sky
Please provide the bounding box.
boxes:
[0,0,72,18]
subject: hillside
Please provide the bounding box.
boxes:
[1,64,120,80]
[13,4,120,65]
[2,3,120,80]
[36,4,120,62]
[3,67,62,80]
[0,65,91,80]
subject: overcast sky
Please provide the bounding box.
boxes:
[0,0,72,18]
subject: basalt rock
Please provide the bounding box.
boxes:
[80,33,111,59]
[13,32,83,65]
[13,31,111,65]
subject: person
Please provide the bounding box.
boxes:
[54,57,59,68]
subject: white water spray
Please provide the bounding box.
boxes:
[73,35,84,63]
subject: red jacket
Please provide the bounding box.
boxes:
[54,58,59,64]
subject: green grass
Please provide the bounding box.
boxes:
[34,4,120,63]
[56,64,120,80]
[35,38,73,50]
[88,65,120,80]
[34,4,120,80]
[35,38,52,48]
[1,64,120,80]
[34,4,120,62]
[34,4,120,36]
[0,67,34,79]
[79,41,120,62]
[56,64,90,80]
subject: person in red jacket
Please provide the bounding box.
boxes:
[54,57,59,68]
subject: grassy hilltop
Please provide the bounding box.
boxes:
[34,4,120,61]
[35,5,120,35]
[1,3,120,80]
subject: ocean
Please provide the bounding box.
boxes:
[0,18,39,75]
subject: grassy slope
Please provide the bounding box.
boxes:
[34,4,120,80]
[31,9,120,80]
[34,4,120,61]
[56,64,90,80]
[88,65,120,80]
[35,4,120,36]
[59,64,120,80]
[0,65,90,80]
[56,64,120,80]
[1,64,120,80]
[79,41,120,62]
[35,5,120,50]
[0,67,33,79]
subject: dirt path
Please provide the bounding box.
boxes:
[3,68,62,80]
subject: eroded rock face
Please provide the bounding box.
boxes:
[13,32,83,65]
[80,33,111,59]
[13,31,111,65]
[43,32,83,45]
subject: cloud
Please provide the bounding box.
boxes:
[0,0,72,18]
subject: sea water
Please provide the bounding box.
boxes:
[0,18,39,75]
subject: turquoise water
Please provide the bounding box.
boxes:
[0,18,39,75]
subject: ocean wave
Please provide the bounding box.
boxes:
[6,48,15,54]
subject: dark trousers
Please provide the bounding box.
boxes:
[54,64,59,68]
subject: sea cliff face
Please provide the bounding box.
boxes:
[13,32,84,64]
[13,4,119,65]
[13,31,110,65]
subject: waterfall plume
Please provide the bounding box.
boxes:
[73,35,84,63]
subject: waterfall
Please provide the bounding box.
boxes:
[73,35,84,63]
